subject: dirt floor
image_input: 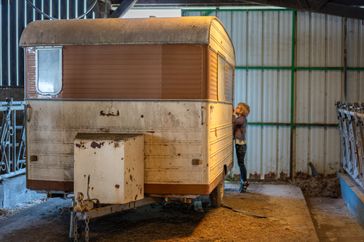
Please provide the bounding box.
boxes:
[0,183,319,242]
[308,197,364,242]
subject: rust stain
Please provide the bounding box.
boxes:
[295,172,309,179]
[90,141,104,149]
[249,172,261,180]
[279,172,289,181]
[192,159,202,165]
[75,141,86,149]
[114,142,120,148]
[29,155,38,162]
[100,110,120,117]
[115,184,120,189]
[264,172,276,180]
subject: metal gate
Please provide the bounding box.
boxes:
[0,99,26,179]
[337,102,364,189]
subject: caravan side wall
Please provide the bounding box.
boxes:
[25,43,233,195]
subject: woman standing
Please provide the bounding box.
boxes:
[233,103,250,192]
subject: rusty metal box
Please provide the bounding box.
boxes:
[74,133,144,204]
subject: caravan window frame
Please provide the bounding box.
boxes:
[217,54,234,103]
[35,46,63,96]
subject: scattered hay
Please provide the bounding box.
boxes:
[293,175,340,198]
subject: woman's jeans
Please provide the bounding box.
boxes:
[235,144,247,184]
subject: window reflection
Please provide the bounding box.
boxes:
[37,48,62,95]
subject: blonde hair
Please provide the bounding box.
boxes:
[236,102,250,116]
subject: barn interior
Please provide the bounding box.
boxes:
[0,1,364,241]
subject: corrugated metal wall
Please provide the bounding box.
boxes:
[0,0,96,87]
[183,8,364,179]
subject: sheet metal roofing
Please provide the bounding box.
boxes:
[20,16,228,46]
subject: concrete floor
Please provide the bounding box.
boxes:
[0,183,319,241]
[308,197,364,242]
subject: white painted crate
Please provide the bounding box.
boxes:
[74,134,144,204]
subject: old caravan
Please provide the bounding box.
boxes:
[20,17,235,208]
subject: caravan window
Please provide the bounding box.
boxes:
[217,56,225,101]
[36,47,62,95]
[217,55,233,103]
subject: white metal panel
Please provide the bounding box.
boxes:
[296,71,310,123]
[246,71,263,122]
[182,11,202,16]
[262,71,278,122]
[246,126,262,178]
[297,71,333,124]
[234,70,247,104]
[247,11,263,65]
[326,15,343,66]
[235,68,289,126]
[309,128,325,173]
[325,128,341,174]
[231,11,247,66]
[261,70,293,124]
[278,71,291,123]
[278,11,292,66]
[310,13,326,66]
[295,128,309,174]
[348,71,364,102]
[361,72,364,101]
[361,24,364,67]
[297,12,342,67]
[261,126,277,178]
[296,127,339,175]
[326,72,342,123]
[297,11,310,66]
[347,71,360,102]
[347,18,361,67]
[309,71,326,123]
[277,127,290,178]
[263,12,279,66]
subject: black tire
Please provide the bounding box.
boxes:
[209,180,224,208]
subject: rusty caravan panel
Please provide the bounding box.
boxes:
[26,172,225,195]
[25,45,210,100]
[224,62,234,103]
[25,48,36,98]
[207,49,218,100]
[27,179,73,192]
[145,171,224,195]
[161,45,207,99]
